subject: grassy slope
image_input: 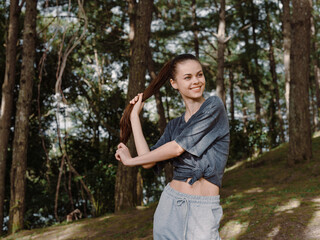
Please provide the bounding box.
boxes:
[2,135,320,240]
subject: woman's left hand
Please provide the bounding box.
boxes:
[115,143,134,166]
[130,93,145,119]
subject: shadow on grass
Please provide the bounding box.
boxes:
[219,136,320,240]
[77,204,155,240]
[3,136,320,240]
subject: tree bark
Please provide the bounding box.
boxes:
[216,0,226,106]
[237,1,261,123]
[136,171,143,206]
[229,69,235,122]
[0,0,20,234]
[311,83,318,132]
[265,2,285,143]
[288,0,312,165]
[8,0,38,233]
[310,1,320,130]
[65,154,97,215]
[55,154,65,222]
[240,90,248,133]
[282,0,291,120]
[249,0,262,122]
[115,0,153,212]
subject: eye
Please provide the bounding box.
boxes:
[198,72,203,77]
[184,76,191,80]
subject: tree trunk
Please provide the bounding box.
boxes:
[265,2,285,143]
[67,170,75,211]
[80,184,87,218]
[0,0,20,234]
[229,69,235,122]
[136,171,143,206]
[65,154,97,215]
[238,1,261,123]
[8,0,37,233]
[311,83,318,132]
[240,90,248,133]
[310,2,320,130]
[216,0,226,106]
[115,0,153,212]
[249,0,262,122]
[282,0,291,120]
[288,0,312,165]
[55,154,65,222]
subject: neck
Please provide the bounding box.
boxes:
[182,96,206,121]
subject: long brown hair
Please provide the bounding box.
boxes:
[120,54,200,143]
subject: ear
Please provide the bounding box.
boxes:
[170,79,178,90]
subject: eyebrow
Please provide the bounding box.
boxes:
[183,70,203,76]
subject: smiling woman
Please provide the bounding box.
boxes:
[115,54,230,240]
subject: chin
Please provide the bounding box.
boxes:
[186,94,204,101]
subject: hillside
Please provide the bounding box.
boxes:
[2,135,320,240]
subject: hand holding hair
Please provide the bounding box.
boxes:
[130,93,145,119]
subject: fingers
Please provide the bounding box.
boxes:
[129,93,143,104]
[137,93,143,103]
[117,142,126,149]
[115,151,121,161]
[115,143,127,161]
[115,147,124,161]
[129,95,138,104]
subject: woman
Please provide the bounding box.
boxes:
[115,54,229,240]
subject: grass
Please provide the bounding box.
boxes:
[2,134,320,240]
[219,134,320,239]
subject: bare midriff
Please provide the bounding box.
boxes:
[170,178,219,196]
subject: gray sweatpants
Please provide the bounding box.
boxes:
[153,183,222,240]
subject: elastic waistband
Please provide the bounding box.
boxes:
[164,183,220,204]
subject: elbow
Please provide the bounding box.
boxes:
[174,142,185,157]
[142,163,155,169]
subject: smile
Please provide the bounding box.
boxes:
[190,86,202,90]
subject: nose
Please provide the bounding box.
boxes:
[192,76,200,84]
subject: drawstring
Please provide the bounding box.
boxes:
[176,197,190,240]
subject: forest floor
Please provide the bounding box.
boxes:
[2,133,320,240]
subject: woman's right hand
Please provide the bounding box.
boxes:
[130,93,144,119]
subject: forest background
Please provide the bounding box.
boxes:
[0,0,319,236]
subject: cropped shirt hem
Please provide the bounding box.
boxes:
[172,174,222,188]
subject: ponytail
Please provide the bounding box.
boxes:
[119,54,199,144]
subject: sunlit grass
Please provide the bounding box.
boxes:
[219,135,320,239]
[2,135,320,239]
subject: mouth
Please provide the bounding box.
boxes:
[190,86,202,90]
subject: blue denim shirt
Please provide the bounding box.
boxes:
[151,96,230,187]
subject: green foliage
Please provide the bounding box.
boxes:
[1,0,319,233]
[5,136,320,239]
[228,119,251,165]
[228,119,270,166]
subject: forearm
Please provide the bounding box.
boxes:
[130,114,150,156]
[127,141,184,167]
[130,114,155,168]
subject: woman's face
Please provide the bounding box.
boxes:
[170,60,205,101]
